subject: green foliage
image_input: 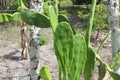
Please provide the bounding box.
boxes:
[94,3,108,30]
[43,0,54,16]
[12,12,21,21]
[108,71,120,80]
[98,62,106,80]
[20,9,51,28]
[70,34,87,80]
[0,12,21,22]
[84,46,96,80]
[71,0,92,5]
[48,5,58,32]
[54,22,87,80]
[110,52,120,71]
[85,0,96,46]
[39,35,49,46]
[78,3,108,30]
[0,13,12,22]
[78,11,90,20]
[54,22,74,79]
[17,0,26,10]
[58,14,76,34]
[58,14,69,23]
[40,66,52,80]
[97,31,111,54]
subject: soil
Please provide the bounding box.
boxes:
[0,24,113,80]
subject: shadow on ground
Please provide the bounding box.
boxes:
[3,50,21,61]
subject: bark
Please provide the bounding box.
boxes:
[108,0,119,55]
[29,26,41,80]
[20,21,29,59]
[30,0,44,12]
[108,0,120,74]
[29,0,44,80]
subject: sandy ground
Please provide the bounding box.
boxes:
[0,26,113,80]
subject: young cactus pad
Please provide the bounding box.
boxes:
[40,66,52,80]
[48,5,58,32]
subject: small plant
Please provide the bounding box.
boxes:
[40,66,52,80]
[78,11,90,20]
[94,3,108,30]
[39,35,49,46]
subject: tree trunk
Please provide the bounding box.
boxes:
[108,0,120,74]
[29,0,44,80]
[20,21,29,59]
[29,26,41,80]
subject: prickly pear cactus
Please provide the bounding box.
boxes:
[20,9,51,27]
[54,22,87,80]
[48,5,58,32]
[54,22,74,79]
[69,34,87,80]
[0,13,12,22]
[84,46,96,80]
[40,66,52,80]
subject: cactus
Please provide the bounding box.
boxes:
[0,13,12,22]
[48,5,58,32]
[17,0,26,10]
[108,70,120,80]
[84,0,97,79]
[20,9,51,28]
[58,14,70,23]
[69,34,87,80]
[40,66,52,80]
[12,12,21,21]
[98,62,106,80]
[54,22,87,80]
[84,46,96,80]
[54,22,74,79]
[58,14,76,34]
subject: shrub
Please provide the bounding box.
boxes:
[78,3,108,30]
[39,35,49,46]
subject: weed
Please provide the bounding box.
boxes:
[39,35,49,46]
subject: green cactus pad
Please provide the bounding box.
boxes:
[54,22,74,77]
[69,34,87,80]
[20,9,51,28]
[0,13,12,22]
[48,5,58,32]
[84,46,96,80]
[40,66,52,80]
